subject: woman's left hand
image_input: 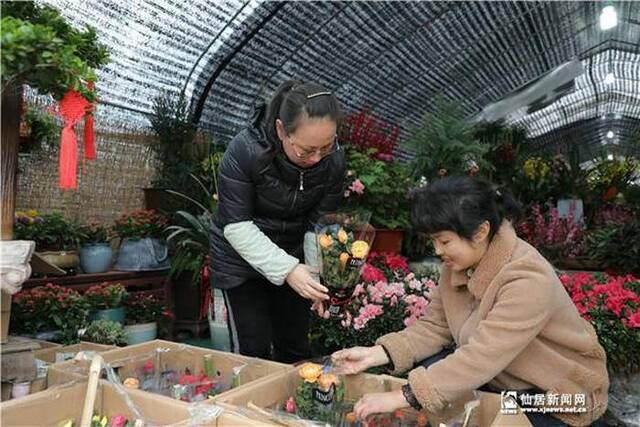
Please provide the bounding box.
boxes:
[353,390,408,420]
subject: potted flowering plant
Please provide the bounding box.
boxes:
[84,283,128,324]
[342,148,412,252]
[124,292,170,345]
[113,209,170,271]
[10,283,90,343]
[315,213,376,316]
[13,210,80,270]
[78,222,113,273]
[560,272,640,425]
[310,252,437,354]
[516,203,589,269]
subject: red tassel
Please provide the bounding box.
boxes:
[84,81,96,160]
[56,89,91,189]
[59,125,79,189]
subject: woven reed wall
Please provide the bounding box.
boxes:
[16,127,158,226]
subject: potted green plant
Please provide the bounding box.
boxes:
[406,97,490,181]
[78,223,113,273]
[144,92,203,213]
[165,149,221,325]
[124,293,167,345]
[13,210,80,271]
[112,209,170,271]
[84,283,128,324]
[341,147,412,253]
[83,319,127,346]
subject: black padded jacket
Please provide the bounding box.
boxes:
[209,104,346,289]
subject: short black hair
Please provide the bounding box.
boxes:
[411,176,521,241]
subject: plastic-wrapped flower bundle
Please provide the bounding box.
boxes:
[315,213,375,316]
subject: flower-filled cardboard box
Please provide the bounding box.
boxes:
[0,380,195,426]
[212,365,532,427]
[212,364,416,426]
[47,340,289,404]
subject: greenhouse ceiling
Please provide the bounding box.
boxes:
[41,0,640,161]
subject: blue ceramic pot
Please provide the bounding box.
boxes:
[80,243,113,273]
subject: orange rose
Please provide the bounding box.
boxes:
[298,363,322,383]
[317,373,340,392]
[337,228,348,244]
[319,234,333,250]
[339,252,350,268]
[123,378,139,389]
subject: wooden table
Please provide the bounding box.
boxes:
[23,270,170,294]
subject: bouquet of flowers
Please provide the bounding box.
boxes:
[287,362,345,425]
[284,361,426,426]
[315,213,376,316]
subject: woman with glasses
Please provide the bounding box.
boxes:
[209,79,346,363]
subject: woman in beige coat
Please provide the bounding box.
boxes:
[331,176,609,427]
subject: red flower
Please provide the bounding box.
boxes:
[143,360,154,374]
[602,186,618,201]
[361,264,386,283]
[384,253,409,273]
[628,311,640,328]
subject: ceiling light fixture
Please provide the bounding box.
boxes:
[607,130,615,139]
[604,72,615,85]
[600,6,618,30]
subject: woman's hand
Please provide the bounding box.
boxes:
[354,390,408,420]
[332,345,389,375]
[286,264,329,301]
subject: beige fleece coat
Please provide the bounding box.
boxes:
[377,221,609,426]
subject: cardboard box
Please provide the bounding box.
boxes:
[213,369,531,427]
[0,381,195,426]
[213,370,408,426]
[33,341,115,364]
[48,340,290,404]
[28,338,62,351]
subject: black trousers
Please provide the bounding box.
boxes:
[418,348,570,427]
[221,277,311,364]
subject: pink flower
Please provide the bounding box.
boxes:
[285,396,296,413]
[376,153,393,162]
[349,179,365,195]
[109,415,127,427]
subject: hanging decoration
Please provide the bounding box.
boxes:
[54,81,97,189]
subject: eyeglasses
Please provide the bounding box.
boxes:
[287,135,340,160]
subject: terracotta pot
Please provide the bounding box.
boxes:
[371,229,404,253]
[142,188,172,213]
